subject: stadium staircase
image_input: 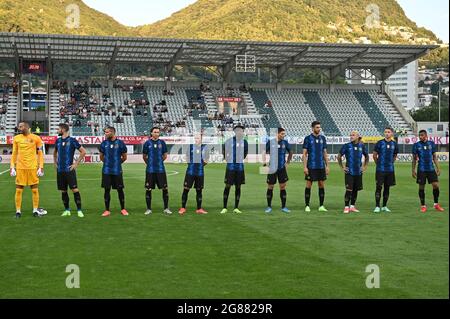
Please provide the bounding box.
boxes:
[147,87,192,133]
[250,90,282,133]
[131,90,152,135]
[185,89,213,131]
[264,89,316,137]
[5,92,18,134]
[353,91,392,135]
[318,89,379,136]
[302,91,341,136]
[49,89,61,135]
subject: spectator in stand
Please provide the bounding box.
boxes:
[264,100,272,108]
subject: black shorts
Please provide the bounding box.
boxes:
[102,173,124,189]
[184,174,204,189]
[345,174,363,191]
[267,167,289,185]
[145,172,168,189]
[57,171,78,191]
[224,169,245,186]
[376,171,396,187]
[305,168,327,182]
[416,171,438,185]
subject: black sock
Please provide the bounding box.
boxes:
[266,189,273,207]
[181,189,189,208]
[419,189,425,206]
[223,186,231,208]
[382,186,390,207]
[433,188,439,204]
[319,188,325,206]
[196,189,202,209]
[104,188,111,211]
[73,192,82,211]
[118,189,125,210]
[162,189,169,209]
[235,187,241,209]
[345,190,352,207]
[62,192,70,210]
[375,185,382,207]
[305,188,311,206]
[280,189,287,208]
[351,189,358,206]
[146,190,152,210]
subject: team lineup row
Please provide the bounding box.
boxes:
[8,121,445,218]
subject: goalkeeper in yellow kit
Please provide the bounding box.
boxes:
[10,122,46,218]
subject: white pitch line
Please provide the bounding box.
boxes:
[0,169,10,175]
[0,170,179,183]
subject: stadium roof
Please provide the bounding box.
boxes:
[0,32,439,79]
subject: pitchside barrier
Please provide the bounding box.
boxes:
[1,135,449,146]
[0,153,448,165]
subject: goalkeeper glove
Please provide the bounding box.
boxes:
[37,168,44,177]
[10,168,16,177]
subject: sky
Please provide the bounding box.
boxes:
[83,0,449,42]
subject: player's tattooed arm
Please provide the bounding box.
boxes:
[323,149,330,175]
[53,147,58,169]
[286,150,293,165]
[71,146,86,170]
[412,155,417,178]
[363,152,369,172]
[393,143,399,162]
[337,153,349,172]
[302,149,308,175]
[373,151,378,164]
[121,153,127,163]
[337,153,344,171]
[244,140,249,159]
[432,152,440,176]
[77,146,87,164]
[261,147,267,166]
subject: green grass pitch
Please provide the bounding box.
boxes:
[0,162,448,298]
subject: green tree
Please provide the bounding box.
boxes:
[410,94,449,122]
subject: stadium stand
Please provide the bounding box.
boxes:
[52,82,414,138]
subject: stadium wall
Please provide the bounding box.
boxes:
[0,153,448,165]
